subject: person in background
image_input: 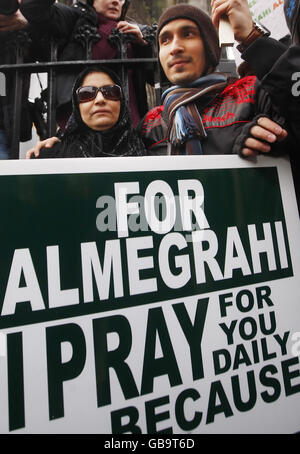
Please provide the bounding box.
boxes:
[19,0,152,130]
[30,65,145,158]
[0,0,21,158]
[0,0,50,159]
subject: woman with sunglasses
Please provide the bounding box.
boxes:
[30,66,146,159]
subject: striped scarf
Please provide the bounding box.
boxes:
[162,74,227,155]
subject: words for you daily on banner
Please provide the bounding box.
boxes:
[0,156,299,434]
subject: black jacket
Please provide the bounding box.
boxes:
[241,39,300,140]
[241,37,300,213]
[0,0,56,146]
[0,33,30,143]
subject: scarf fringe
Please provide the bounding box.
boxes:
[170,106,202,146]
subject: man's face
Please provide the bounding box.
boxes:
[158,19,206,85]
[93,0,124,21]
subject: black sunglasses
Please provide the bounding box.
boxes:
[76,84,122,103]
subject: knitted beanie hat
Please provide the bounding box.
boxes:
[284,0,300,44]
[157,3,221,70]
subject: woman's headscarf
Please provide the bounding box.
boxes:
[61,65,146,157]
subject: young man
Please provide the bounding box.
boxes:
[141,1,297,157]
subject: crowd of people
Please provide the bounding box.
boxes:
[0,0,299,189]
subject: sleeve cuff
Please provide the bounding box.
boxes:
[241,36,287,80]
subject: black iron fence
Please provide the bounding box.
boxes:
[0,25,237,159]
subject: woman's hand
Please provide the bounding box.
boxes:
[116,21,147,45]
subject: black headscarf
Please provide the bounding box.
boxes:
[54,65,146,158]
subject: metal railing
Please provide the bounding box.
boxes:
[0,25,237,159]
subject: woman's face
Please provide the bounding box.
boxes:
[92,0,124,21]
[78,72,121,131]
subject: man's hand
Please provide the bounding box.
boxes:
[0,10,28,32]
[116,21,147,45]
[26,137,60,159]
[241,117,288,157]
[211,0,253,42]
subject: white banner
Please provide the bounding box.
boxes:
[249,0,289,40]
[233,0,290,66]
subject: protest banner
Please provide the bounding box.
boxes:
[233,0,290,67]
[0,155,299,434]
[248,0,289,40]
